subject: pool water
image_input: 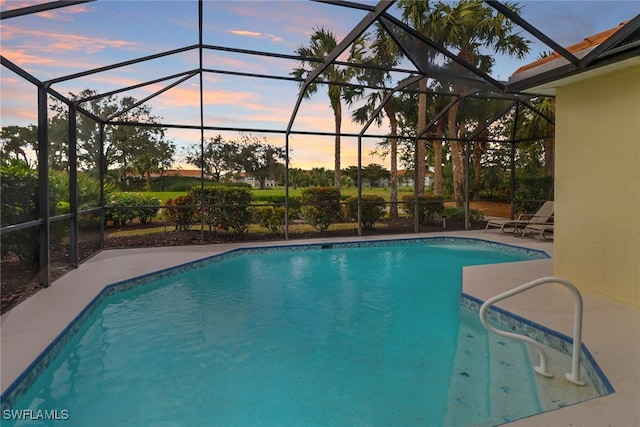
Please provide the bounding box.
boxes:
[5,240,551,426]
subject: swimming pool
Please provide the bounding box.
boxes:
[1,238,611,426]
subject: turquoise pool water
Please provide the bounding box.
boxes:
[4,239,552,426]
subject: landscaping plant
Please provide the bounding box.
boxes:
[300,187,343,232]
[343,194,386,230]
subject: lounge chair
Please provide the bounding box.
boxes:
[484,201,554,234]
[521,222,554,241]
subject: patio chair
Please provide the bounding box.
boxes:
[521,222,554,241]
[484,201,554,234]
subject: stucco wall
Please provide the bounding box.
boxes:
[555,64,640,308]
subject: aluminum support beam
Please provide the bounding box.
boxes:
[580,14,640,67]
[287,0,394,133]
[1,0,95,20]
[37,86,50,287]
[69,103,79,266]
[509,103,521,219]
[486,1,580,66]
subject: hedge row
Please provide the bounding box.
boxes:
[117,187,471,234]
[104,193,162,226]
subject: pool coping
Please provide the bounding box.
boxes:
[1,231,638,425]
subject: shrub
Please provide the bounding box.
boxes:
[254,206,286,234]
[104,192,161,226]
[401,194,445,224]
[443,206,484,223]
[0,159,39,262]
[163,178,252,192]
[300,187,343,232]
[1,160,111,263]
[252,194,302,207]
[164,195,199,231]
[343,194,386,230]
[189,186,253,236]
[50,171,114,211]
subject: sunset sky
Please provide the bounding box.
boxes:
[1,0,638,170]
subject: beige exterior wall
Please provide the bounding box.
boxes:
[555,64,640,308]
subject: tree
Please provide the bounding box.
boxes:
[342,165,360,186]
[0,125,37,164]
[362,163,390,187]
[184,135,237,181]
[518,97,555,177]
[48,116,69,171]
[348,23,404,217]
[0,121,69,170]
[292,27,367,188]
[131,136,175,191]
[288,168,307,189]
[48,89,172,182]
[457,97,514,199]
[232,135,286,190]
[50,89,119,173]
[106,97,171,183]
[308,167,333,187]
[430,0,530,205]
[398,0,435,194]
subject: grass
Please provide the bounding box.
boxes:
[144,187,414,204]
[145,191,189,203]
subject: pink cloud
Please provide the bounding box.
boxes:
[0,1,90,21]
[1,25,134,55]
[1,48,55,66]
[35,3,92,21]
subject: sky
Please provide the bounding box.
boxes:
[1,0,639,170]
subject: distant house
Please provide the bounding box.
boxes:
[359,177,389,188]
[397,170,432,187]
[233,173,277,188]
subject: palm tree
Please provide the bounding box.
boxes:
[518,97,555,177]
[347,24,403,217]
[398,0,435,194]
[292,27,366,189]
[427,84,452,196]
[430,0,530,205]
[458,97,513,199]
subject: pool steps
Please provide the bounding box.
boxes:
[444,310,544,426]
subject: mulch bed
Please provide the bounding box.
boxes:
[102,217,480,249]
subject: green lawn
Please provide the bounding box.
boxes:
[145,191,190,203]
[146,187,413,204]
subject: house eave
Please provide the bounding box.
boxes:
[506,50,640,96]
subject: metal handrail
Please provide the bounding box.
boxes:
[479,276,586,386]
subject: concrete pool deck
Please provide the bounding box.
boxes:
[1,230,638,425]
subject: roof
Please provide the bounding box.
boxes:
[513,21,630,75]
[508,17,640,93]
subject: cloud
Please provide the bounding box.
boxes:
[0,1,91,21]
[35,3,92,21]
[1,25,134,55]
[0,48,56,66]
[228,29,283,43]
[230,29,260,37]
